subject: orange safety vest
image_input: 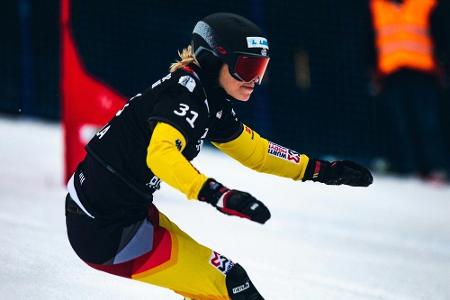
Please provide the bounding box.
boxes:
[370,0,437,76]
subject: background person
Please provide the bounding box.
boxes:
[370,0,449,180]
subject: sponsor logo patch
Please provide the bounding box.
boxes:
[209,251,234,276]
[78,172,86,185]
[287,149,300,163]
[146,175,161,190]
[178,75,196,92]
[268,142,300,164]
[232,282,250,294]
[246,37,269,49]
[175,139,183,151]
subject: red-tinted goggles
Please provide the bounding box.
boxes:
[230,54,270,84]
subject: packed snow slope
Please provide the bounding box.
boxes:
[1,117,449,300]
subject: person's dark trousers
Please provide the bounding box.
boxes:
[442,87,450,166]
[381,69,448,175]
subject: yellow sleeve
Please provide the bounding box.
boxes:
[212,125,310,180]
[146,122,208,200]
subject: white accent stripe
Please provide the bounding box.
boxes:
[67,174,95,219]
[204,99,210,114]
[190,70,200,81]
[216,191,230,209]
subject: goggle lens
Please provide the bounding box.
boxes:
[233,55,270,83]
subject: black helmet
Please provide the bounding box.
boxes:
[192,13,270,84]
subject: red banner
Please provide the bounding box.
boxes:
[61,0,126,182]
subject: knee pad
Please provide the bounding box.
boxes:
[225,264,264,300]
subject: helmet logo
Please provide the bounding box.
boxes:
[246,37,269,49]
[217,46,227,55]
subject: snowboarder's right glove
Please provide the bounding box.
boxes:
[198,178,271,224]
[303,159,373,187]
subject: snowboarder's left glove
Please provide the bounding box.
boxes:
[198,178,271,224]
[303,159,373,187]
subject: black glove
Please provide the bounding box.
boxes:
[198,179,271,224]
[303,159,373,187]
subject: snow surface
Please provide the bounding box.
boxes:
[0,117,449,300]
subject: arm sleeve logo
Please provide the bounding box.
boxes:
[178,76,197,92]
[268,142,300,164]
[209,251,235,276]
